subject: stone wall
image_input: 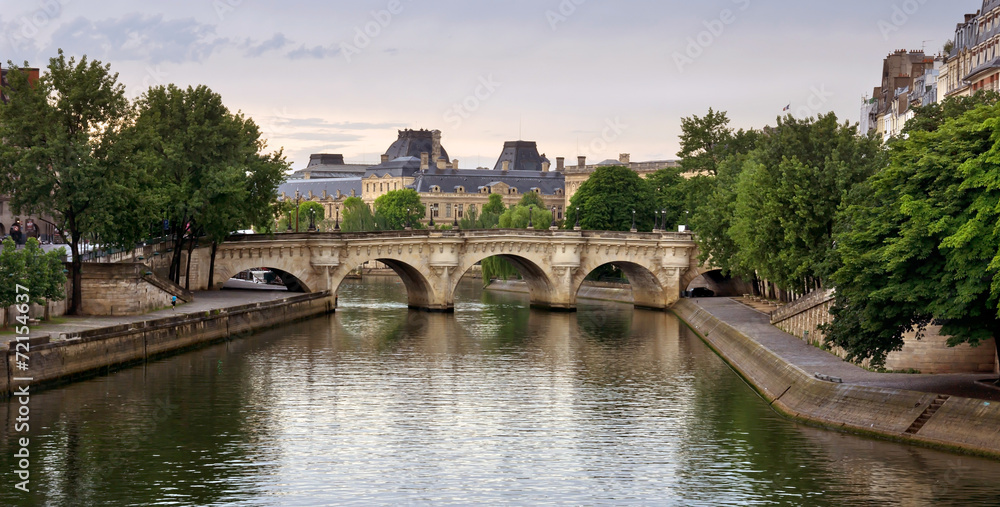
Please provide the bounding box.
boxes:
[771,290,998,374]
[77,263,190,316]
[673,299,1000,459]
[2,291,333,397]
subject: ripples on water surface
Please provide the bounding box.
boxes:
[2,277,1000,506]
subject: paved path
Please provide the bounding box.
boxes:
[9,289,292,345]
[690,297,1000,402]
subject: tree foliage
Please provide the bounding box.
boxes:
[374,189,425,230]
[566,166,656,232]
[499,204,553,229]
[0,51,148,314]
[677,108,759,176]
[825,98,1000,367]
[131,84,287,286]
[645,167,715,231]
[0,238,66,326]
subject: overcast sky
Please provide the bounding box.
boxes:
[0,0,979,170]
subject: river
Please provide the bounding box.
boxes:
[2,277,1000,506]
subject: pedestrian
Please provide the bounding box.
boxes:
[10,220,22,245]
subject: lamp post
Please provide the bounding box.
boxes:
[654,211,660,232]
[574,207,581,231]
[284,196,293,232]
[294,189,301,233]
[308,208,317,232]
[429,205,435,228]
[528,206,534,230]
[406,208,412,230]
[453,207,459,229]
[335,207,341,231]
[630,210,637,233]
[550,206,557,230]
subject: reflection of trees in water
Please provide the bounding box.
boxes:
[0,334,285,506]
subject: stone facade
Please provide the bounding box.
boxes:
[771,289,998,374]
[943,1,1000,99]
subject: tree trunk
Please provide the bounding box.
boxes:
[207,241,219,290]
[69,240,82,315]
[994,337,999,384]
[184,238,196,290]
[169,232,185,284]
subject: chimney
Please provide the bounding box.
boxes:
[502,160,510,172]
[542,161,551,173]
[578,156,587,169]
[431,130,442,163]
[437,157,448,170]
[452,159,459,170]
[556,157,565,172]
[336,189,342,198]
[619,153,630,165]
[381,154,389,164]
[304,171,311,180]
[421,152,430,170]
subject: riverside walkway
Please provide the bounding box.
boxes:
[10,285,290,344]
[689,297,1000,402]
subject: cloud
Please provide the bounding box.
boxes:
[287,44,340,60]
[242,33,292,57]
[47,14,228,64]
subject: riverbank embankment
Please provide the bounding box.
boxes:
[674,298,1000,459]
[2,290,333,398]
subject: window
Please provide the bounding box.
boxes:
[432,204,439,218]
[458,204,464,218]
[446,203,452,218]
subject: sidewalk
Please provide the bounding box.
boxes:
[9,288,291,345]
[690,297,1000,402]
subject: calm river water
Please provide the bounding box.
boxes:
[3,278,1000,506]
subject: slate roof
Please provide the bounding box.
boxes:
[364,156,425,178]
[278,178,362,200]
[385,129,450,161]
[409,168,564,195]
[491,141,550,172]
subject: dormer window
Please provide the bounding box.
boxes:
[510,188,518,195]
[431,186,441,193]
[455,186,465,194]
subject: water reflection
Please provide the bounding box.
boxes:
[2,278,1000,506]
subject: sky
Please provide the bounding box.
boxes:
[0,0,982,171]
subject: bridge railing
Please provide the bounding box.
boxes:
[224,229,696,242]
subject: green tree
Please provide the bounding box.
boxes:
[566,166,656,231]
[341,197,377,232]
[132,84,287,288]
[825,99,1000,368]
[21,238,66,320]
[499,204,553,229]
[0,238,26,328]
[517,191,546,210]
[277,201,326,232]
[374,189,425,230]
[677,108,759,176]
[691,153,752,280]
[726,113,884,294]
[646,166,715,231]
[0,52,151,314]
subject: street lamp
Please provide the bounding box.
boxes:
[654,210,660,232]
[335,207,341,231]
[294,189,301,233]
[308,208,317,232]
[429,205,435,228]
[528,206,534,229]
[550,206,557,229]
[630,210,637,233]
[406,208,412,230]
[574,207,581,231]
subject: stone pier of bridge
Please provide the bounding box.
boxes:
[182,230,710,313]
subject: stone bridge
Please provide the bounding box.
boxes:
[186,230,717,312]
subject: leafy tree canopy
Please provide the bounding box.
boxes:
[374,189,425,230]
[567,166,656,232]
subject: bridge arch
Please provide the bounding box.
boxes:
[330,256,443,311]
[451,251,555,309]
[213,261,316,293]
[573,260,673,311]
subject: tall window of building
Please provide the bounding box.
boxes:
[445,203,452,218]
[457,204,464,218]
[432,204,439,218]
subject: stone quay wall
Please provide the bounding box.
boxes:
[1,291,333,397]
[673,299,1000,459]
[771,290,997,374]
